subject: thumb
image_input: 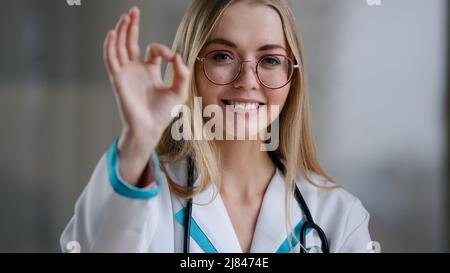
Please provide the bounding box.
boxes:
[155,53,191,101]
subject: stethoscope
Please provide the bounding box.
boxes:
[182,156,330,253]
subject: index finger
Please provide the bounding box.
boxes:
[171,54,191,97]
[145,43,175,66]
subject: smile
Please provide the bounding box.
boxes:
[221,100,265,111]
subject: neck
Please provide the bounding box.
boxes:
[215,140,276,200]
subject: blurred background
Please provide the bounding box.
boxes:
[0,0,448,252]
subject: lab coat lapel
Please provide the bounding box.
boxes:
[250,168,305,253]
[166,159,242,253]
[190,181,243,253]
[166,159,310,253]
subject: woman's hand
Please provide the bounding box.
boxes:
[103,7,190,186]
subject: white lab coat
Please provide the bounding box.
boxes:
[60,141,372,253]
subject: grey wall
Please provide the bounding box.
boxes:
[0,0,447,252]
[293,0,448,252]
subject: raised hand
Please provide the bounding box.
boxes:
[103,7,190,186]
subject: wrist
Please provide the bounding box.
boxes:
[118,128,158,155]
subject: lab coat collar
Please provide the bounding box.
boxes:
[249,168,305,253]
[164,159,306,253]
[190,177,244,253]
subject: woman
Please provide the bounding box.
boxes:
[61,0,372,253]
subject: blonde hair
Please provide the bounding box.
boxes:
[157,0,338,248]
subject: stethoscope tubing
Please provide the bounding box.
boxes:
[183,157,329,253]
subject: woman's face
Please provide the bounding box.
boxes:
[195,2,293,140]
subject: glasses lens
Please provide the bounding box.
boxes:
[202,52,295,89]
[257,55,294,89]
[204,51,240,85]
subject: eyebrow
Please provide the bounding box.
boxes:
[204,38,286,52]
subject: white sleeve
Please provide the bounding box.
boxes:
[337,198,373,253]
[60,140,163,253]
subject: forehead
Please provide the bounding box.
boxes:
[208,2,287,50]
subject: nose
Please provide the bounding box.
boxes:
[232,61,260,90]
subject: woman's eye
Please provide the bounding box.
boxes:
[211,52,233,62]
[262,56,281,65]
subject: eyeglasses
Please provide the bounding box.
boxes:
[196,50,300,89]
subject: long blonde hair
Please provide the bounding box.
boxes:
[157,0,337,245]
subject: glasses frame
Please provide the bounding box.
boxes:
[196,50,300,90]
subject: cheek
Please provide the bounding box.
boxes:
[267,85,290,111]
[195,66,222,106]
[262,85,290,126]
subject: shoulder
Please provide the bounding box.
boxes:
[292,171,372,252]
[293,171,367,217]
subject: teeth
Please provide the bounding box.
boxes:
[226,101,260,110]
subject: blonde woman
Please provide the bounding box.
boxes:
[61,0,372,253]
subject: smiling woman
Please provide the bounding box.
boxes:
[60,0,372,253]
